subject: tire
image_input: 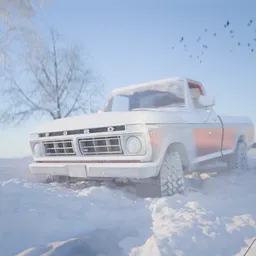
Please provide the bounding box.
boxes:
[45,175,69,183]
[158,150,185,197]
[227,142,248,171]
[56,175,70,183]
[135,149,185,198]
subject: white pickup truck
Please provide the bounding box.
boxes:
[29,77,254,197]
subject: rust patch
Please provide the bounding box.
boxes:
[222,127,238,150]
[246,126,254,143]
[193,127,222,157]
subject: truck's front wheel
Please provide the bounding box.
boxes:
[135,149,185,198]
[45,175,69,183]
[158,150,185,197]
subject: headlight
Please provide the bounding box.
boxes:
[33,143,42,157]
[126,136,142,154]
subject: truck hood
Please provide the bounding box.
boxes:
[34,109,190,134]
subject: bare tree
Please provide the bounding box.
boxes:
[0,0,48,64]
[0,29,103,125]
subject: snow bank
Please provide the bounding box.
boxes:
[0,153,256,256]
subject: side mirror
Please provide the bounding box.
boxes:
[198,95,215,108]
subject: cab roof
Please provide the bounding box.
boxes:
[110,77,200,97]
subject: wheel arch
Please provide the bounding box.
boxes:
[167,142,190,172]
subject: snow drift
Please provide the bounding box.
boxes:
[0,152,256,256]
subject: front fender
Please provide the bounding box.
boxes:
[148,124,195,175]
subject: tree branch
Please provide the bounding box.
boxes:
[27,61,55,101]
[51,29,61,118]
[64,80,85,117]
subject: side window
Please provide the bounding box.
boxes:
[189,83,204,109]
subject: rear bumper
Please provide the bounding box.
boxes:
[29,161,159,179]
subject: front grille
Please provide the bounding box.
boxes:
[79,136,123,155]
[43,140,75,156]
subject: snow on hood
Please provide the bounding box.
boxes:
[34,109,189,134]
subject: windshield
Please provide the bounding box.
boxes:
[105,83,185,112]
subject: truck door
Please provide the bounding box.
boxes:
[189,82,222,160]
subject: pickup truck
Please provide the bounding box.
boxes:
[29,77,254,197]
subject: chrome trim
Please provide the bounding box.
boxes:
[42,140,75,156]
[78,136,123,155]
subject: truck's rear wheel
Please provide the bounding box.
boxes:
[227,142,248,171]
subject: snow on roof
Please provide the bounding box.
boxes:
[110,77,186,97]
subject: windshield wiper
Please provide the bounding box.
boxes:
[158,104,186,109]
[132,108,154,111]
[132,104,185,111]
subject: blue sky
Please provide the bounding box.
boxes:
[1,0,256,158]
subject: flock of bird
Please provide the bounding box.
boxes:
[172,20,256,64]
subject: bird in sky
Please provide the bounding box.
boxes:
[224,21,230,28]
[248,20,253,26]
[171,19,255,64]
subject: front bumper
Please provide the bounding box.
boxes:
[29,161,159,179]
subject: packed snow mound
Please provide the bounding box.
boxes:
[0,152,256,256]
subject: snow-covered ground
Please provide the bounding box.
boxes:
[0,152,256,256]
